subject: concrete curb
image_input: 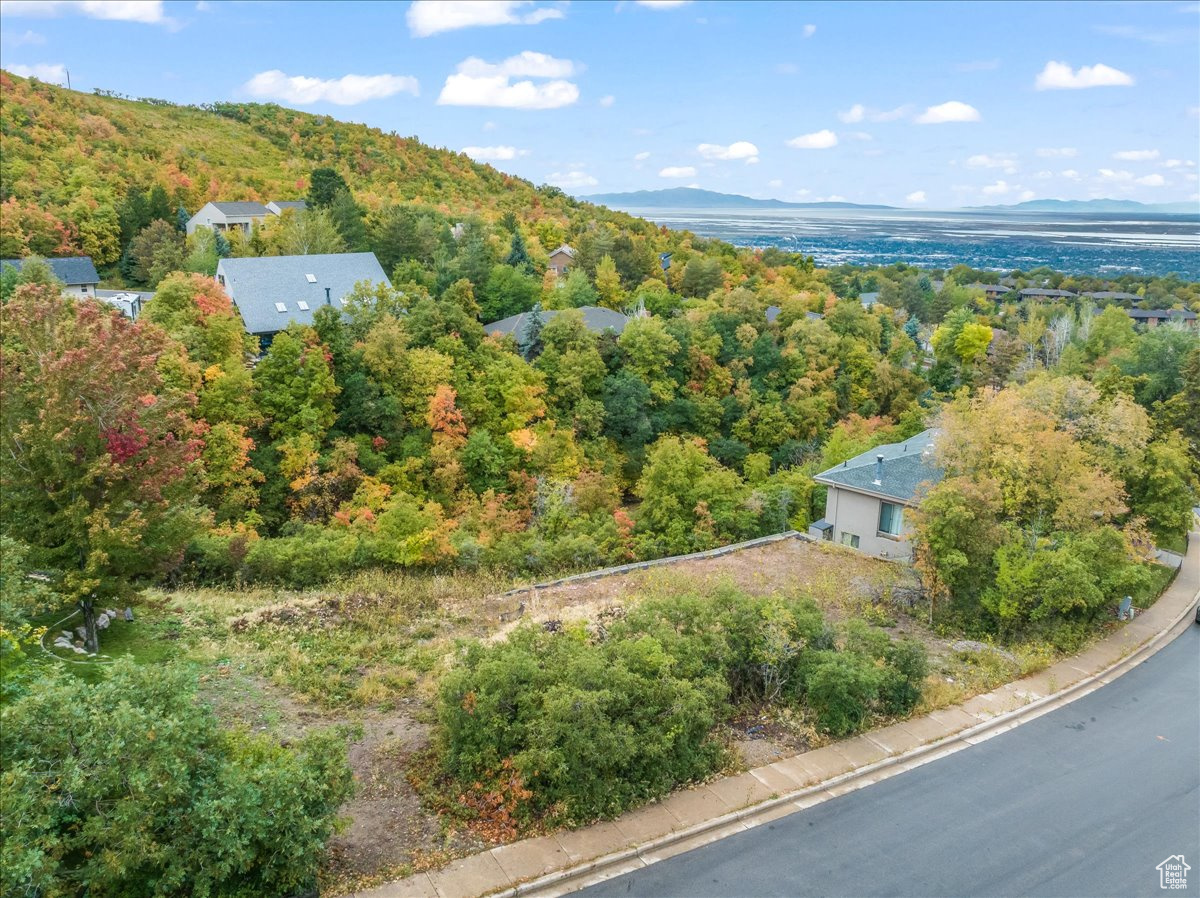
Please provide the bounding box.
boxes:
[355,533,1198,898]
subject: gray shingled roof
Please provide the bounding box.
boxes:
[548,244,577,258]
[1019,288,1076,298]
[765,305,781,323]
[211,201,270,216]
[2,256,100,285]
[484,306,629,338]
[859,292,880,307]
[216,252,389,336]
[1082,291,1142,301]
[814,428,942,504]
[1127,308,1198,321]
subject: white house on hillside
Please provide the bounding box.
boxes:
[186,199,308,236]
[809,429,942,561]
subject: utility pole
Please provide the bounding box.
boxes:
[65,69,71,90]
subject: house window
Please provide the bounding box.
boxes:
[840,532,860,549]
[305,274,317,283]
[79,285,88,293]
[878,502,904,537]
[274,302,287,313]
[297,300,310,311]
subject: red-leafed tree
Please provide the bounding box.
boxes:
[0,286,206,652]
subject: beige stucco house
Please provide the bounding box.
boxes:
[809,429,942,561]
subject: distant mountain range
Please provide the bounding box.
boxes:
[580,188,894,211]
[580,187,1198,216]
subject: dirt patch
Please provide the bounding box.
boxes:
[475,538,918,640]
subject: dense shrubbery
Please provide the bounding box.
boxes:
[0,661,353,897]
[435,589,928,824]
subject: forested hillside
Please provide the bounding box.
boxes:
[0,71,666,267]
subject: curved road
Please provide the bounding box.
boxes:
[583,624,1200,898]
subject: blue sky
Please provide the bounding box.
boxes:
[2,0,1198,208]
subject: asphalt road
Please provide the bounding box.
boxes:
[582,624,1200,898]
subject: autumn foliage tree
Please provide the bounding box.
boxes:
[0,287,205,651]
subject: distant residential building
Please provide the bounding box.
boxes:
[1082,291,1143,302]
[967,282,1010,301]
[215,252,389,346]
[186,201,272,236]
[859,291,880,308]
[767,305,824,324]
[1019,287,1076,301]
[1,256,100,298]
[266,200,307,216]
[484,306,629,339]
[1126,308,1198,329]
[547,244,576,276]
[809,428,942,562]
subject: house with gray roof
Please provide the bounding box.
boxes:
[859,291,880,308]
[484,305,629,339]
[266,200,307,216]
[809,428,942,561]
[215,252,389,346]
[2,256,100,299]
[1126,308,1198,329]
[1082,291,1143,302]
[186,201,272,236]
[1019,287,1076,300]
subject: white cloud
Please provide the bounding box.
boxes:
[966,153,1018,173]
[634,151,651,161]
[981,180,1012,196]
[599,94,615,107]
[0,1,171,24]
[243,70,419,105]
[1113,149,1159,161]
[437,52,579,109]
[547,171,598,189]
[906,190,927,203]
[1034,60,1134,90]
[786,129,838,149]
[838,104,865,123]
[407,1,563,37]
[659,166,697,178]
[1135,173,1166,186]
[838,103,911,124]
[915,101,981,124]
[461,145,528,161]
[1098,168,1134,182]
[4,28,45,44]
[1036,147,1078,158]
[1163,159,1195,168]
[1035,170,1053,179]
[482,120,497,131]
[769,179,783,188]
[1019,190,1036,201]
[803,23,816,37]
[795,189,812,197]
[1061,169,1081,180]
[846,131,873,141]
[697,140,759,161]
[6,62,66,84]
[634,0,691,7]
[195,0,210,10]
[815,195,847,203]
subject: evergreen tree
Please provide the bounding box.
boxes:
[505,230,533,272]
[329,189,369,251]
[520,303,546,361]
[306,167,349,209]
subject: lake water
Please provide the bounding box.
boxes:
[616,207,1200,279]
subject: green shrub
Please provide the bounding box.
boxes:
[880,639,928,716]
[804,650,883,736]
[1,661,353,897]
[437,625,725,823]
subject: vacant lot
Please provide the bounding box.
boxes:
[32,538,1112,894]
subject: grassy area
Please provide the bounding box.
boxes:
[1157,532,1189,556]
[1134,563,1178,610]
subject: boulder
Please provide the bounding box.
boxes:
[124,607,134,622]
[97,613,110,629]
